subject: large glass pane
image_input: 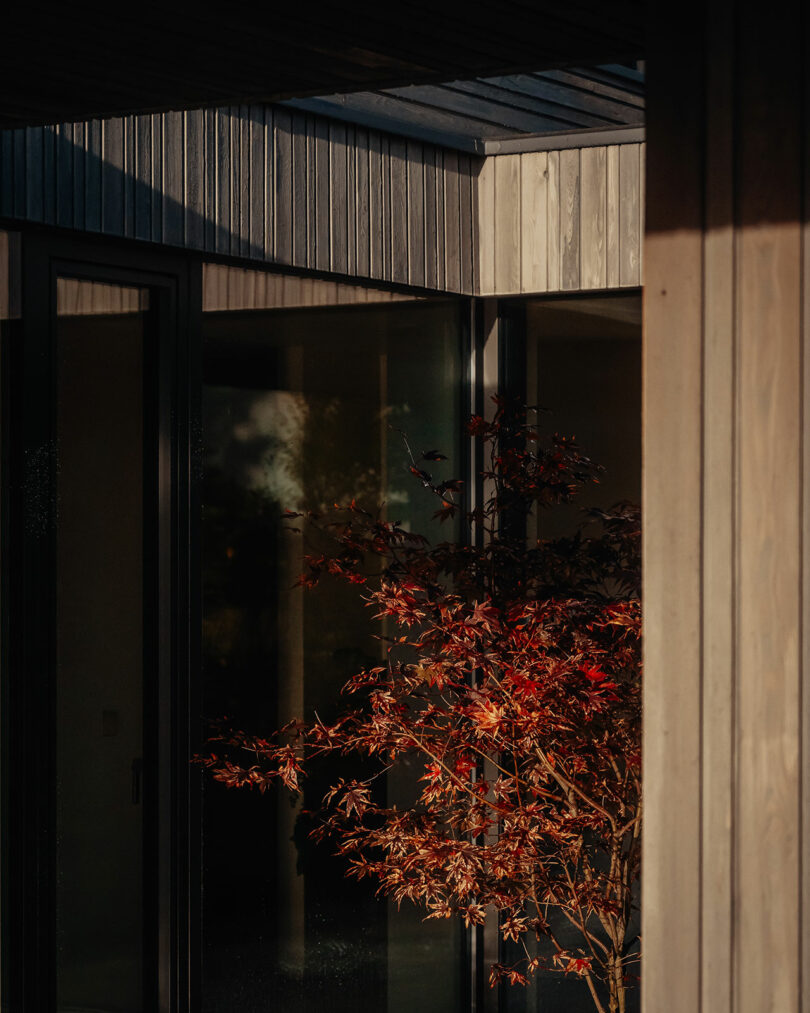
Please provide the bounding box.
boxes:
[55,278,149,1012]
[505,294,642,1013]
[201,271,464,1012]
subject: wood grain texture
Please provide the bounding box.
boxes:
[475,142,643,296]
[0,107,478,294]
[519,150,547,293]
[606,144,620,287]
[644,2,808,1011]
[493,153,521,294]
[619,142,640,286]
[700,4,735,1010]
[579,145,606,288]
[559,147,580,290]
[546,149,560,291]
[735,9,803,1010]
[477,154,496,294]
[0,112,643,300]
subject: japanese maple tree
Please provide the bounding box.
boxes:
[200,398,641,1013]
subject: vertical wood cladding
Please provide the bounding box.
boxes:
[0,107,479,294]
[0,108,644,298]
[476,141,645,295]
[643,2,809,1012]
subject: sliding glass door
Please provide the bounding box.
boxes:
[54,278,149,1012]
[4,237,196,1013]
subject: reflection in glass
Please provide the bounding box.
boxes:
[201,295,464,1012]
[526,296,642,542]
[506,294,641,1013]
[55,279,148,1012]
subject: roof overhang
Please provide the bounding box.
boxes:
[3,1,644,129]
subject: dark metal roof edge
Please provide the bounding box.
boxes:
[282,96,487,153]
[483,125,645,154]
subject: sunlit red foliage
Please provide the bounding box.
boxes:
[199,398,641,1013]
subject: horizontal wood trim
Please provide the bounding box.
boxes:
[201,262,425,311]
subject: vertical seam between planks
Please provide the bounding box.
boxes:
[730,1,741,999]
[306,115,312,270]
[273,112,279,263]
[801,3,805,1004]
[405,148,411,285]
[493,158,497,297]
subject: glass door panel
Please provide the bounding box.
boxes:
[200,273,465,1012]
[55,278,149,1013]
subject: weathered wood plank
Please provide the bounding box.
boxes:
[381,135,392,281]
[346,125,357,277]
[407,141,425,288]
[162,110,183,248]
[227,106,240,256]
[458,155,474,294]
[700,5,734,1009]
[580,145,606,289]
[313,116,330,273]
[423,146,437,289]
[263,106,275,261]
[436,151,446,291]
[291,111,307,266]
[735,15,803,1010]
[606,144,620,287]
[123,116,135,239]
[185,108,205,250]
[494,153,521,294]
[55,123,73,229]
[355,129,370,280]
[204,107,217,251]
[619,143,641,286]
[102,117,124,235]
[250,105,267,260]
[642,133,703,1013]
[304,114,316,268]
[546,149,560,291]
[477,153,495,294]
[214,108,230,254]
[274,108,293,265]
[329,121,348,275]
[442,150,460,291]
[238,106,251,256]
[72,121,85,230]
[368,131,383,280]
[389,137,408,283]
[85,119,102,233]
[519,150,548,294]
[559,147,580,290]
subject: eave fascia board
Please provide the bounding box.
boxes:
[482,125,645,155]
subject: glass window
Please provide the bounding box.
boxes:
[526,295,642,542]
[504,293,642,1013]
[54,278,150,1013]
[201,266,466,1012]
